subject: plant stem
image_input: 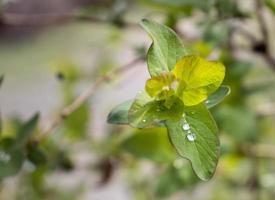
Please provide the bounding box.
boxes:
[36,57,143,142]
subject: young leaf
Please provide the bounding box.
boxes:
[107,100,133,125]
[173,55,225,106]
[166,104,219,180]
[13,113,39,148]
[141,19,187,77]
[128,91,184,128]
[121,128,176,163]
[205,85,230,109]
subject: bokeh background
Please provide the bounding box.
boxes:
[1,0,275,199]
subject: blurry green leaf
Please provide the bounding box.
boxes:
[265,0,275,13]
[107,100,133,124]
[141,19,187,77]
[0,138,25,179]
[52,60,80,82]
[205,85,231,109]
[155,161,199,198]
[27,144,47,166]
[166,104,219,180]
[14,113,39,148]
[139,0,211,12]
[215,105,258,142]
[64,103,89,139]
[215,0,247,18]
[121,128,176,163]
[0,148,24,179]
[128,91,184,128]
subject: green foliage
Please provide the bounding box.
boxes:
[107,100,133,124]
[140,19,187,77]
[205,85,231,109]
[166,104,219,180]
[108,19,229,180]
[0,114,39,179]
[121,128,176,163]
[265,0,275,13]
[155,161,199,198]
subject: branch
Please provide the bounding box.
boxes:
[36,57,143,142]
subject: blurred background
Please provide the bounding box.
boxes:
[1,0,275,199]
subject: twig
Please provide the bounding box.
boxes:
[36,57,143,142]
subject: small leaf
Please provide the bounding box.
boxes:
[205,85,230,109]
[107,100,133,125]
[121,128,176,163]
[128,91,184,128]
[64,103,89,139]
[13,113,39,148]
[173,55,225,106]
[141,19,187,77]
[166,104,219,180]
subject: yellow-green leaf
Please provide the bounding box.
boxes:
[173,55,225,106]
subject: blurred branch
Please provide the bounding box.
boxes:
[255,0,275,71]
[36,57,143,142]
[1,12,139,28]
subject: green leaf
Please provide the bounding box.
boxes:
[205,85,230,109]
[121,128,176,163]
[13,113,39,148]
[166,104,219,180]
[141,19,187,77]
[107,100,133,124]
[64,103,89,139]
[0,147,24,179]
[0,138,25,179]
[128,91,184,128]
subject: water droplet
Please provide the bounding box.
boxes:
[186,133,196,142]
[182,123,190,131]
[205,100,210,104]
[142,119,146,123]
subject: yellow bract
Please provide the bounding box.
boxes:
[173,55,225,106]
[145,55,225,107]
